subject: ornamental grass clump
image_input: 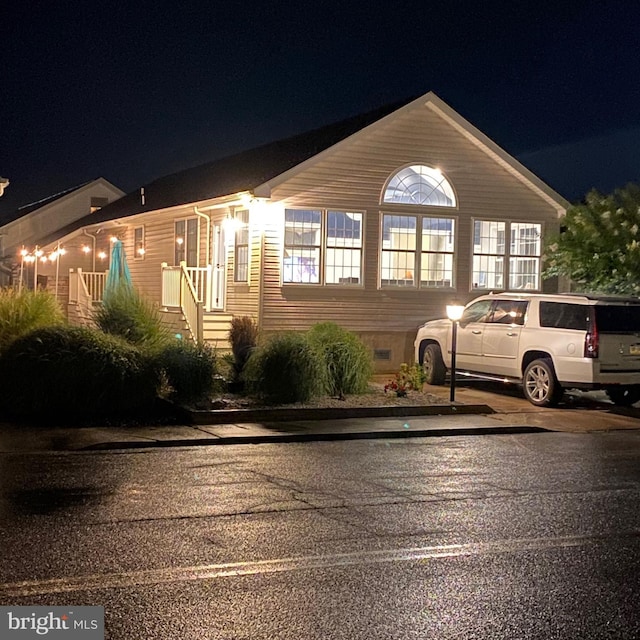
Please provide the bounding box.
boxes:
[0,325,159,422]
[243,332,322,404]
[0,287,65,354]
[306,322,373,399]
[92,286,172,350]
[153,340,222,405]
[228,315,259,387]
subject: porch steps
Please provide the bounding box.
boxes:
[202,312,233,351]
[158,308,232,351]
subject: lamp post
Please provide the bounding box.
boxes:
[446,303,465,402]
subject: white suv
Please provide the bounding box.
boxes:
[414,293,640,407]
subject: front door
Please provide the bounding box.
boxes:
[210,222,226,310]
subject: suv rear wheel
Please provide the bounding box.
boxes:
[607,385,640,406]
[423,343,446,385]
[523,358,563,407]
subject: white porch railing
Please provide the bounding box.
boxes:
[161,264,211,308]
[68,268,107,326]
[161,262,204,341]
[69,268,108,304]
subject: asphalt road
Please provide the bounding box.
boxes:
[1,430,640,639]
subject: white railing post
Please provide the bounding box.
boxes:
[69,268,79,304]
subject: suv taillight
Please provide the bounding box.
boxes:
[584,315,598,358]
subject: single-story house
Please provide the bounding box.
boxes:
[20,92,569,372]
[0,178,125,287]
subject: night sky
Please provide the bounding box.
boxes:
[2,0,640,218]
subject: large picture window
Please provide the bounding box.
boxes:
[381,214,455,287]
[283,209,362,285]
[472,220,541,290]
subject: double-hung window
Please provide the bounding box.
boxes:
[472,220,541,290]
[283,209,363,285]
[174,218,199,266]
[234,209,249,282]
[133,226,145,260]
[380,214,455,287]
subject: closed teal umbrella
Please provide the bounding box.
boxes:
[103,239,132,301]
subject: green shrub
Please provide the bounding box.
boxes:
[306,322,373,398]
[153,340,221,405]
[228,316,259,384]
[92,286,171,349]
[0,325,159,421]
[0,287,65,354]
[243,332,322,404]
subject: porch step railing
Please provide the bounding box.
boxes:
[161,262,203,341]
[161,263,211,308]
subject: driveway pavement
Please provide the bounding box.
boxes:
[439,380,640,433]
[1,381,639,453]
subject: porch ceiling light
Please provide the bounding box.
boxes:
[222,215,242,233]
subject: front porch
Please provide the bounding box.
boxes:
[67,262,232,348]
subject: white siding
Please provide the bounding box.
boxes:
[259,105,561,370]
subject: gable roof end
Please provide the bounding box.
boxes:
[255,92,569,214]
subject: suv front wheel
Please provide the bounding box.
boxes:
[423,343,446,385]
[523,358,563,407]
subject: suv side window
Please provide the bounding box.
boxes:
[539,302,588,330]
[460,300,493,327]
[489,299,528,325]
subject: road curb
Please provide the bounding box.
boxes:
[82,424,548,451]
[185,403,496,425]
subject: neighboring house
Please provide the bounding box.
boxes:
[26,92,568,371]
[0,178,125,287]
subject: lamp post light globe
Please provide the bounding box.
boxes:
[446,303,465,402]
[446,304,464,322]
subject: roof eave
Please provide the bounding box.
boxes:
[425,96,570,215]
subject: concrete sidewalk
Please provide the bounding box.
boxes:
[2,383,640,453]
[0,402,503,453]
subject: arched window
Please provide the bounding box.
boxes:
[383,165,456,207]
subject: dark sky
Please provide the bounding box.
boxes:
[2,0,640,216]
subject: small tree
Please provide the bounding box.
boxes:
[543,183,640,295]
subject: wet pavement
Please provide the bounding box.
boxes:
[1,380,639,453]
